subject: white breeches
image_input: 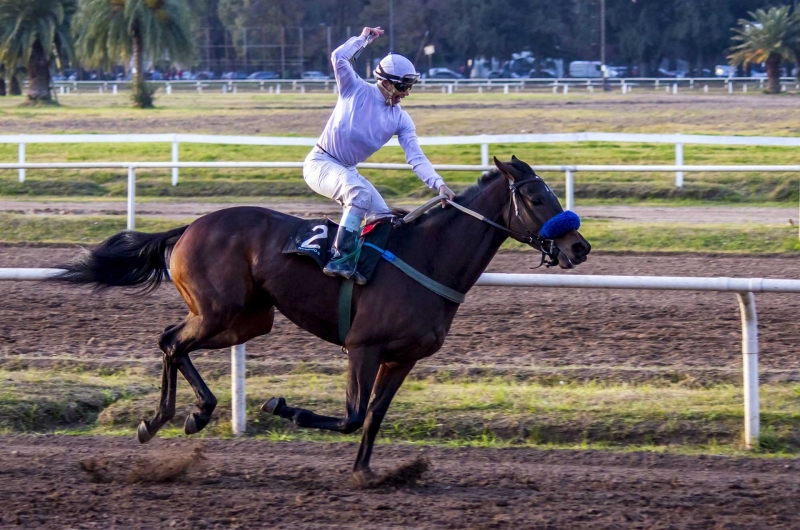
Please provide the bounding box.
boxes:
[304,149,392,221]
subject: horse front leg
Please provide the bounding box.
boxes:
[352,360,416,480]
[262,346,381,433]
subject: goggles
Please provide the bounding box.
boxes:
[375,64,420,92]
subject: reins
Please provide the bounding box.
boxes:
[400,177,560,268]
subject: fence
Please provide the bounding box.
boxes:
[4,267,799,448]
[4,131,800,189]
[51,76,800,96]
[2,161,799,236]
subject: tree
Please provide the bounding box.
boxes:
[728,6,796,94]
[0,0,75,102]
[0,64,5,96]
[73,0,194,108]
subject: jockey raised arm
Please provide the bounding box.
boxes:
[303,26,455,285]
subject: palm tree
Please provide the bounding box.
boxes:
[0,65,5,96]
[728,6,796,94]
[73,0,194,108]
[0,0,75,102]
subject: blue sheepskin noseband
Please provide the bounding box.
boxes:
[540,211,581,239]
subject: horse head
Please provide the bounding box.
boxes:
[494,155,591,269]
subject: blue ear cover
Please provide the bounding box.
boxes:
[540,211,581,239]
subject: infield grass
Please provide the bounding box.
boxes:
[1,213,797,254]
[2,367,799,456]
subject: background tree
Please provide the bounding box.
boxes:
[0,64,5,96]
[729,6,796,94]
[74,0,194,108]
[0,0,75,102]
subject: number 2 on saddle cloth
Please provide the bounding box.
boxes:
[282,218,393,283]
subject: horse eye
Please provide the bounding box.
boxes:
[531,197,544,206]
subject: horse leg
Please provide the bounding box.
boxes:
[262,346,381,433]
[136,354,179,443]
[352,361,416,478]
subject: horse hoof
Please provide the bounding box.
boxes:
[351,468,379,488]
[261,397,286,416]
[184,412,209,435]
[137,421,153,444]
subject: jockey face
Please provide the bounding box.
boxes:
[379,79,410,106]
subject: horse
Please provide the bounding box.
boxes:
[53,156,591,481]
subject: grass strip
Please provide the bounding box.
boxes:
[3,368,799,456]
[1,213,798,254]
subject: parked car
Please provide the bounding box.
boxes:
[427,68,463,79]
[221,71,247,80]
[302,71,328,80]
[192,71,215,80]
[247,71,279,80]
[568,61,602,78]
[486,70,506,79]
[527,69,557,78]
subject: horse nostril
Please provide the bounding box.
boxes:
[572,241,589,258]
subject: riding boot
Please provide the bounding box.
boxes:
[323,220,367,285]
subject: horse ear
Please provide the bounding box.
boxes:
[511,154,519,162]
[493,156,518,181]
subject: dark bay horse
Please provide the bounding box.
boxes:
[54,156,590,480]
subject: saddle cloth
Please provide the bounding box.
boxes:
[282,218,393,284]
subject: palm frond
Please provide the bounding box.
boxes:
[728,6,794,67]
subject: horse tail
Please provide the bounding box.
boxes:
[52,225,189,293]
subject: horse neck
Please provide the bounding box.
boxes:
[414,176,510,293]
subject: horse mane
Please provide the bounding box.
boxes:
[395,168,505,227]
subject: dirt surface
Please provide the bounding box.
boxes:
[2,247,800,377]
[0,199,796,225]
[1,435,799,529]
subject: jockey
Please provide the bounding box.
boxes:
[304,26,455,285]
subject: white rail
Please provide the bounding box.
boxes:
[3,131,800,187]
[4,266,799,448]
[2,161,799,233]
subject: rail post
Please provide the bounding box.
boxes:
[171,135,179,186]
[675,142,684,187]
[231,343,246,435]
[481,143,489,167]
[127,166,136,230]
[565,169,575,211]
[736,292,760,449]
[18,141,25,183]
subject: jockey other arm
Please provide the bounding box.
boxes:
[398,113,455,207]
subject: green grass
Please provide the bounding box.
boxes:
[1,142,799,202]
[1,91,800,202]
[2,212,797,253]
[3,367,800,456]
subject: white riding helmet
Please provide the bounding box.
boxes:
[374,54,420,91]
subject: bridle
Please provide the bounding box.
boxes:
[401,175,563,268]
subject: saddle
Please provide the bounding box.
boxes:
[282,217,393,285]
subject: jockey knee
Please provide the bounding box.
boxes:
[344,186,372,214]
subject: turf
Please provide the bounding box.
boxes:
[2,367,798,456]
[1,213,797,254]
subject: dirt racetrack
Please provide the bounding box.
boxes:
[2,246,800,379]
[2,435,800,529]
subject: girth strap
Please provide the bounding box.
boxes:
[338,279,354,345]
[363,242,466,304]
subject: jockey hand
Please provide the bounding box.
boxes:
[361,27,385,40]
[438,184,456,208]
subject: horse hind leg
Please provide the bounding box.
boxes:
[138,305,276,442]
